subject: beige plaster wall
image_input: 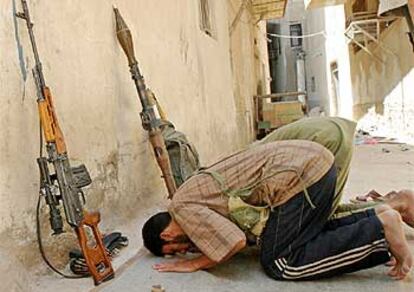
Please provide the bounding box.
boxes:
[320,4,353,119]
[0,0,268,280]
[350,18,414,142]
[227,0,271,145]
[304,0,346,10]
[303,6,330,110]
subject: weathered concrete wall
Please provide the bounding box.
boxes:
[270,0,305,94]
[0,0,268,283]
[272,2,352,117]
[322,5,353,118]
[228,0,271,145]
[304,0,346,9]
[303,7,329,110]
[303,4,353,117]
[350,18,414,142]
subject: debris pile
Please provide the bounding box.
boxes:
[357,107,414,144]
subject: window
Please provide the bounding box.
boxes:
[268,37,281,60]
[289,24,302,48]
[199,0,213,36]
[267,22,281,59]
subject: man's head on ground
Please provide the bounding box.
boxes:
[142,212,193,256]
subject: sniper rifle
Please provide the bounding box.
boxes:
[16,0,114,285]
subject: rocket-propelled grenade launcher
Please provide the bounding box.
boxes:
[114,7,177,198]
[16,0,114,285]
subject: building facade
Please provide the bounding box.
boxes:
[344,0,414,142]
[0,0,275,287]
[269,0,414,143]
[267,0,353,117]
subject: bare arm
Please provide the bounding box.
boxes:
[153,239,246,273]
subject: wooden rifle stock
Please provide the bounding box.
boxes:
[75,212,114,285]
[17,0,114,285]
[37,87,67,154]
[41,89,114,285]
[38,81,114,285]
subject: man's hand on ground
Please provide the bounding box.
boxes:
[153,254,218,273]
[153,240,245,273]
[153,259,199,273]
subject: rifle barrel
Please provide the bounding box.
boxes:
[19,0,45,88]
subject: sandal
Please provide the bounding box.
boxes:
[350,190,398,204]
[350,190,385,204]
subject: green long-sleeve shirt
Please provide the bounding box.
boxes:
[256,117,357,217]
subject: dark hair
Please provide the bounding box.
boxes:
[142,212,172,256]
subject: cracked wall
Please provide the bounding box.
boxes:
[0,0,269,285]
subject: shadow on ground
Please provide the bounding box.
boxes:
[94,143,414,292]
[95,246,414,292]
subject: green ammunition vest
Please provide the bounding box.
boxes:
[198,168,314,237]
[196,117,356,237]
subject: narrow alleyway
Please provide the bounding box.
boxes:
[34,142,414,292]
[3,1,414,292]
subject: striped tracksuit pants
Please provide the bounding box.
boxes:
[260,165,390,280]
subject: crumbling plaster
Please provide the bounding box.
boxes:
[228,0,271,145]
[0,0,270,283]
[350,18,414,142]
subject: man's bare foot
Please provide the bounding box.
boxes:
[377,208,413,280]
[387,189,414,228]
[385,256,396,267]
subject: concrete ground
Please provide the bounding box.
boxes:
[34,143,414,292]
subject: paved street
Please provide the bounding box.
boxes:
[35,143,414,292]
[95,144,414,292]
